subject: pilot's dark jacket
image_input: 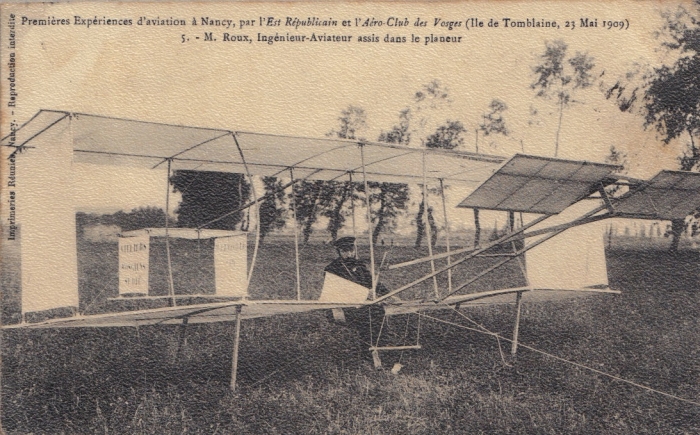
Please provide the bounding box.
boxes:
[324,257,373,289]
[324,257,390,297]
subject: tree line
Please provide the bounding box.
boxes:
[83,3,700,251]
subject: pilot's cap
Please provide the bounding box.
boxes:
[333,236,356,251]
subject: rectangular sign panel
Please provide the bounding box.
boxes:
[214,235,248,298]
[118,234,150,296]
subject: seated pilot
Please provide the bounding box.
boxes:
[324,237,396,368]
[324,237,389,297]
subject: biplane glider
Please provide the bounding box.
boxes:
[3,110,700,390]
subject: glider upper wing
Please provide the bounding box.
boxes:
[613,170,700,220]
[2,110,504,185]
[457,154,621,214]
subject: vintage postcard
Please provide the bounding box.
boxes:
[1,1,699,433]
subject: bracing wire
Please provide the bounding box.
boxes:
[231,133,260,289]
[374,314,387,349]
[398,314,413,364]
[451,308,511,367]
[420,313,700,408]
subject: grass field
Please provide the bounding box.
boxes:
[1,238,699,434]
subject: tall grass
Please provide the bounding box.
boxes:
[1,243,699,433]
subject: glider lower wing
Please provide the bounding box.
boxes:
[3,285,621,329]
[1,301,370,329]
[385,287,620,315]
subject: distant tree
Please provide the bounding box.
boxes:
[258,176,287,243]
[410,80,453,144]
[532,40,596,157]
[361,181,410,246]
[396,82,464,247]
[171,171,250,230]
[488,225,502,242]
[414,199,427,248]
[288,106,369,244]
[381,108,412,144]
[324,106,367,241]
[75,212,100,238]
[605,4,700,251]
[76,206,169,237]
[425,120,467,150]
[604,145,629,196]
[414,199,439,248]
[292,180,324,244]
[321,181,358,242]
[111,206,169,232]
[328,105,368,141]
[419,119,467,247]
[480,99,510,137]
[365,119,412,246]
[379,110,412,145]
[474,99,512,245]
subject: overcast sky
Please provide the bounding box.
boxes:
[2,1,691,216]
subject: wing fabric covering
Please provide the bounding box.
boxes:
[319,273,369,304]
[14,111,507,184]
[614,171,700,220]
[524,201,609,291]
[15,116,79,314]
[2,301,369,329]
[458,154,619,214]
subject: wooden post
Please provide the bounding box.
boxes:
[509,211,515,233]
[289,168,302,300]
[164,159,176,307]
[176,317,188,360]
[511,291,523,355]
[439,178,452,294]
[422,152,439,299]
[230,305,242,391]
[360,144,377,300]
[372,350,382,369]
[349,172,357,248]
[232,132,261,292]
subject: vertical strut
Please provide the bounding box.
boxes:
[176,317,188,359]
[289,168,302,300]
[439,179,453,293]
[360,144,377,300]
[511,291,523,355]
[512,212,527,356]
[232,133,260,290]
[349,172,357,248]
[230,305,242,391]
[422,152,439,298]
[164,159,176,307]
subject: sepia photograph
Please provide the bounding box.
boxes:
[0,1,699,433]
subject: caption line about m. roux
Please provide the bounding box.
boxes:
[16,14,631,46]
